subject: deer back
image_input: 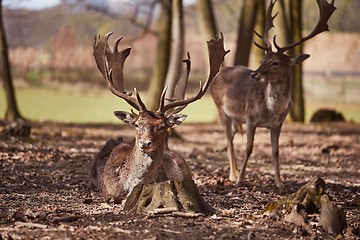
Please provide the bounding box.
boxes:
[210,56,295,128]
[211,0,336,128]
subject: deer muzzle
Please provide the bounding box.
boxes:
[139,140,152,151]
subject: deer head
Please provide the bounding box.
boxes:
[93,32,229,140]
[113,111,186,155]
[251,0,336,82]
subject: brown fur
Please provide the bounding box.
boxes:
[210,53,309,189]
[90,111,192,203]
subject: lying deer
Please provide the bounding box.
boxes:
[90,32,229,203]
[210,0,336,190]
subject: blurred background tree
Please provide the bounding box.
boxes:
[0,0,359,123]
[0,0,23,121]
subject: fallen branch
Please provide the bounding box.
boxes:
[52,215,82,223]
[15,221,48,229]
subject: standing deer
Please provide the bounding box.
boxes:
[90,32,229,203]
[210,0,336,190]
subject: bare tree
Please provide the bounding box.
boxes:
[196,0,218,39]
[147,0,172,110]
[0,0,23,121]
[196,0,218,74]
[288,0,305,122]
[252,0,265,67]
[277,0,305,122]
[233,0,259,66]
[164,0,184,101]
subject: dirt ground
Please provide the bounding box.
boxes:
[0,121,359,240]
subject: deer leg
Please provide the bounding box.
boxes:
[270,124,285,190]
[224,117,239,182]
[236,124,256,185]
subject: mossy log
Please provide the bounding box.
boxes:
[264,177,346,235]
[124,180,215,215]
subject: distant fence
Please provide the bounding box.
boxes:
[305,71,360,78]
[303,73,360,103]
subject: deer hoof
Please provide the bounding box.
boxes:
[235,180,245,187]
[229,175,237,182]
[229,171,239,182]
[235,174,246,186]
[276,182,286,194]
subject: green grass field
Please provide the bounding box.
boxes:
[1,87,359,123]
[0,87,218,123]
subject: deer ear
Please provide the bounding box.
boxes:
[290,54,310,65]
[166,113,187,128]
[114,111,137,125]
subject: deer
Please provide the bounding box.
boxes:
[210,0,336,190]
[90,32,229,203]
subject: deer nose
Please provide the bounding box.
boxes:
[140,140,152,149]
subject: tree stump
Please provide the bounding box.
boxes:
[264,177,346,235]
[124,180,215,215]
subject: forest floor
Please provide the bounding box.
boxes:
[0,121,359,240]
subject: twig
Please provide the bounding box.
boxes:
[15,221,48,229]
[148,207,179,215]
[189,162,216,180]
[172,211,204,218]
[52,215,82,223]
[123,0,160,44]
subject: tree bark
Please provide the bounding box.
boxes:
[164,0,184,101]
[234,0,259,66]
[289,0,305,122]
[251,0,265,68]
[124,180,215,215]
[147,0,172,110]
[196,0,218,40]
[0,0,23,121]
[196,0,218,77]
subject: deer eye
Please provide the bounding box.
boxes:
[271,61,280,67]
[156,124,166,131]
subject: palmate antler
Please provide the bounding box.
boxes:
[93,32,147,111]
[94,32,229,115]
[158,32,230,114]
[253,0,336,54]
[253,0,278,53]
[274,0,336,53]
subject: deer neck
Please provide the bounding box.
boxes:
[265,77,291,114]
[123,144,165,194]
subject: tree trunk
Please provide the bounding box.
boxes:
[251,0,265,68]
[147,0,172,110]
[234,0,259,66]
[164,0,184,101]
[0,0,23,121]
[124,180,215,215]
[196,0,218,40]
[196,0,218,79]
[278,0,291,45]
[289,0,305,122]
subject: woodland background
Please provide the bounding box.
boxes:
[0,0,359,123]
[1,1,360,239]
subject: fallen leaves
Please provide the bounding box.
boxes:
[0,122,359,239]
